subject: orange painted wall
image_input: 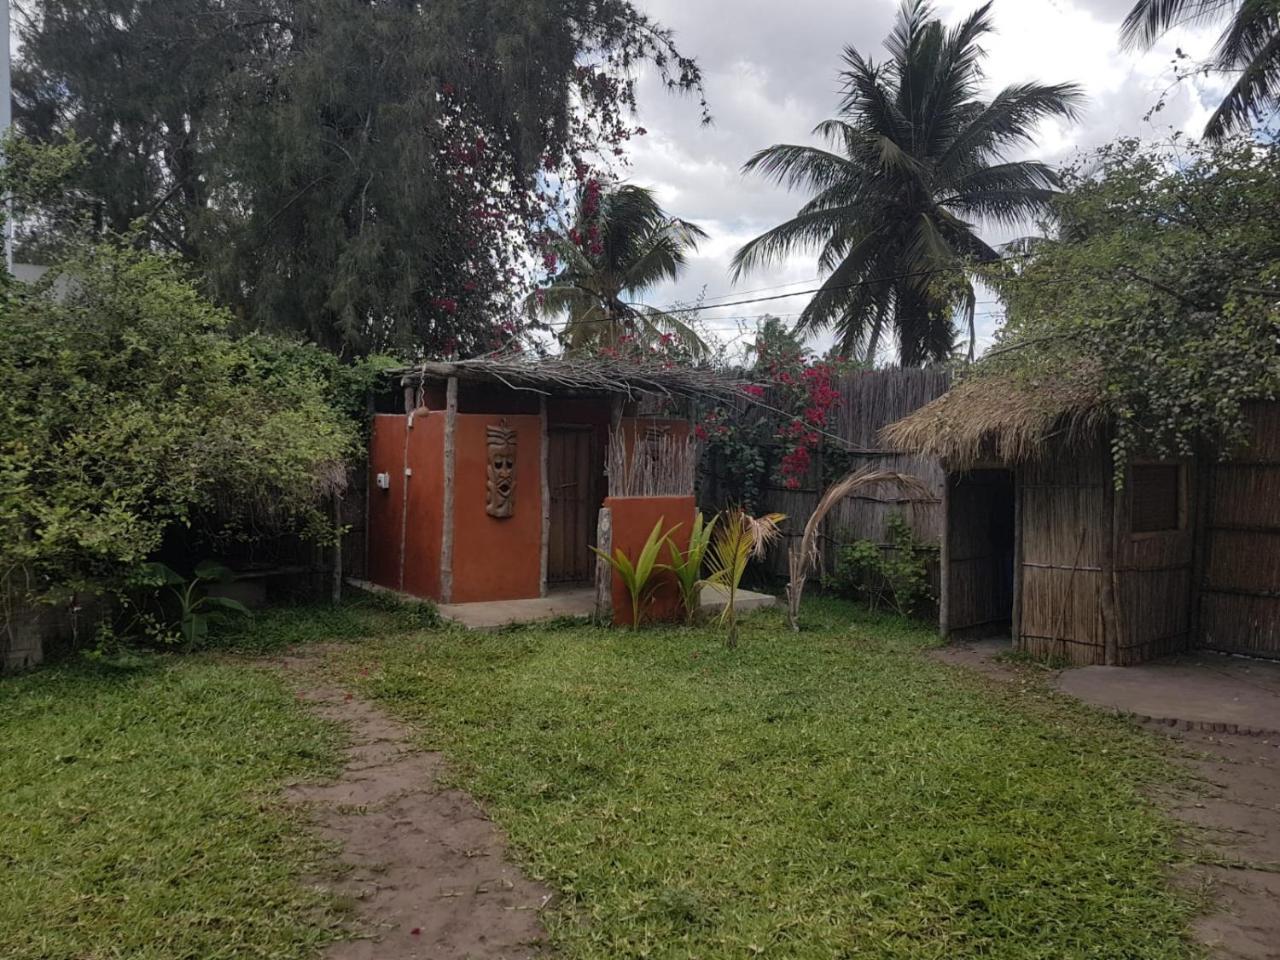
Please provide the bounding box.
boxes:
[604,495,696,626]
[367,415,407,591]
[450,413,544,603]
[402,412,446,600]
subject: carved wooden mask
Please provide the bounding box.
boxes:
[485,421,517,518]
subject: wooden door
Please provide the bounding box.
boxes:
[548,426,598,583]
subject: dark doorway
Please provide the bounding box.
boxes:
[547,426,599,583]
[945,470,1016,639]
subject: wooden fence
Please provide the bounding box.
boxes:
[701,368,949,580]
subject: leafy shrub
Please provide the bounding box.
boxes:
[829,514,936,617]
[0,242,359,611]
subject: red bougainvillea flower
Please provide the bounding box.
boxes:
[743,384,766,398]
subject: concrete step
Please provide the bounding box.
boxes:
[699,584,777,616]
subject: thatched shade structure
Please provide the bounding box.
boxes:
[884,375,1280,666]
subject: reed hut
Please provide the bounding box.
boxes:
[884,374,1280,665]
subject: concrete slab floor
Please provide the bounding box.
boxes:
[1056,651,1280,735]
[437,588,596,630]
[436,585,777,631]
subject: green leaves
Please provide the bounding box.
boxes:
[703,509,785,647]
[735,0,1081,364]
[529,182,710,358]
[591,517,681,629]
[662,511,718,623]
[0,241,356,604]
[980,135,1280,483]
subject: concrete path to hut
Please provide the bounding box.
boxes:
[935,639,1280,960]
[1057,651,1280,736]
[276,649,550,959]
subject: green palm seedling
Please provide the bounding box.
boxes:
[663,510,718,624]
[705,509,785,648]
[591,517,680,629]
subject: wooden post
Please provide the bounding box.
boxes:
[1010,469,1023,649]
[938,473,951,641]
[440,377,458,603]
[594,506,613,622]
[1101,443,1121,666]
[539,396,550,598]
[397,411,412,593]
[362,390,374,590]
[1188,455,1210,647]
[331,492,343,605]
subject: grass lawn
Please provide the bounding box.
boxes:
[320,596,1200,960]
[0,597,1200,959]
[0,652,345,959]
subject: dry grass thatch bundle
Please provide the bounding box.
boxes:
[606,429,699,498]
[880,367,1104,469]
[785,466,933,629]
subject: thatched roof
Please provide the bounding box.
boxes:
[395,356,743,400]
[881,366,1105,468]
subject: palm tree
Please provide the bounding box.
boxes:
[1121,0,1280,139]
[732,0,1083,366]
[529,181,709,356]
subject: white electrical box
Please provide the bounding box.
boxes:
[375,472,391,490]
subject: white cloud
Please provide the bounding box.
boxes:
[614,0,1233,358]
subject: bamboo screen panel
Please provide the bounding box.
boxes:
[1113,458,1195,664]
[701,368,949,579]
[1199,402,1280,659]
[1016,440,1110,665]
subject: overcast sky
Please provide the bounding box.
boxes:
[615,0,1228,361]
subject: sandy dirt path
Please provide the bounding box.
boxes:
[277,651,550,959]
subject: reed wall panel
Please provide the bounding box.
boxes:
[1234,401,1280,462]
[1200,593,1280,657]
[1019,566,1105,644]
[1019,633,1105,666]
[1209,465,1280,528]
[1204,529,1280,597]
[1195,401,1280,659]
[713,368,949,579]
[1116,568,1192,644]
[1020,485,1107,568]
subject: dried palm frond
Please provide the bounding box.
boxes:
[785,466,931,630]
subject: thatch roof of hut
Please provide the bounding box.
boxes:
[881,363,1105,469]
[394,356,744,400]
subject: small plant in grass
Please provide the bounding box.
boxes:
[830,514,936,617]
[662,510,718,623]
[134,560,253,650]
[591,517,679,629]
[705,507,784,647]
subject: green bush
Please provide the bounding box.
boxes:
[829,514,936,617]
[0,242,359,610]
